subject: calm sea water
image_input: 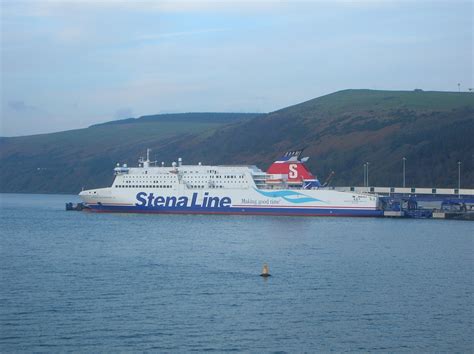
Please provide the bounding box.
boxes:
[0,193,473,352]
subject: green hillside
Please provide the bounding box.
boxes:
[281,89,473,114]
[1,90,473,193]
[0,113,260,193]
[166,90,474,188]
[91,112,260,127]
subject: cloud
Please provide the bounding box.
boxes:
[7,100,37,112]
[2,0,288,18]
[1,0,463,21]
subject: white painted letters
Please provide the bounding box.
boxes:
[289,164,298,178]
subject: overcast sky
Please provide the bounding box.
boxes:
[1,0,472,136]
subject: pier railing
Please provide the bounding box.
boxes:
[332,186,474,197]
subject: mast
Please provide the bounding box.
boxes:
[140,148,151,168]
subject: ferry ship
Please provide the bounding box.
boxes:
[79,149,382,217]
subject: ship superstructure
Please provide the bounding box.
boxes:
[79,149,381,216]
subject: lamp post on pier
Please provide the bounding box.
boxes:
[458,161,461,198]
[366,162,370,189]
[363,163,367,188]
[402,157,406,188]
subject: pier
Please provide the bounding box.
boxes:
[333,186,474,198]
[333,186,474,220]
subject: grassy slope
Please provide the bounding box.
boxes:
[1,90,473,193]
[168,90,474,188]
[0,114,252,193]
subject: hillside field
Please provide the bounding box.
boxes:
[1,90,472,193]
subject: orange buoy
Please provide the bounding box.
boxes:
[260,263,271,277]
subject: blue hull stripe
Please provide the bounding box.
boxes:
[88,205,383,217]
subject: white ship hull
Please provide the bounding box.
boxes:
[78,150,382,217]
[80,187,381,217]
